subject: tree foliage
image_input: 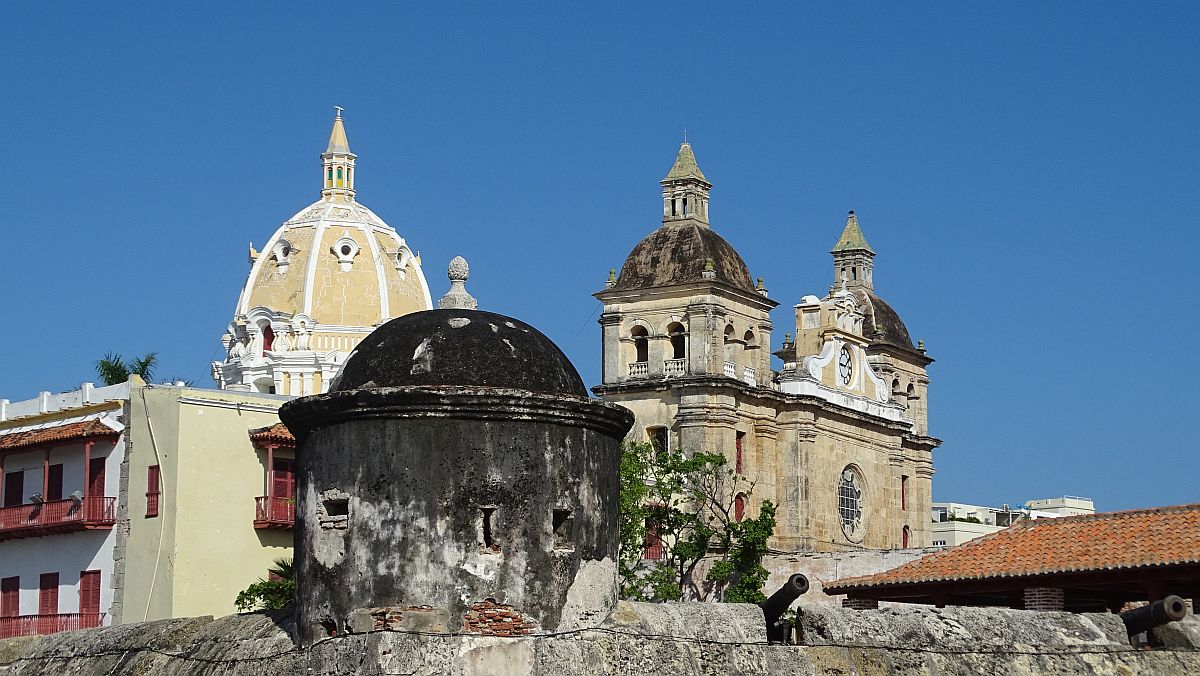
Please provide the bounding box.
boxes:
[618,441,776,603]
[235,557,295,611]
[94,352,158,385]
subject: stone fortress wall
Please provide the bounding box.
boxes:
[2,602,1199,675]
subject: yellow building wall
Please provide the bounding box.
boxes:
[122,386,183,623]
[171,390,291,619]
[121,387,292,623]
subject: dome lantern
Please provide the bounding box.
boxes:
[321,107,356,202]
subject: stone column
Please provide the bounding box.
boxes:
[599,313,622,384]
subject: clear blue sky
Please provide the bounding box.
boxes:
[1,4,1197,511]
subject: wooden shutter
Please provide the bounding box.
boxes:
[3,472,22,507]
[272,459,295,500]
[0,577,18,617]
[146,466,160,517]
[78,571,101,616]
[88,458,106,497]
[46,464,64,502]
[38,573,58,616]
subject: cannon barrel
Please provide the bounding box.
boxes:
[1120,595,1187,636]
[759,573,809,642]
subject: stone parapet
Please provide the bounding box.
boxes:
[3,605,1200,675]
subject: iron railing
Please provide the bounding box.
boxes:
[254,496,295,528]
[0,613,104,639]
[0,497,115,539]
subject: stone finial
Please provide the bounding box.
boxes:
[756,276,768,296]
[605,268,617,289]
[701,257,716,280]
[437,256,478,310]
[917,339,926,353]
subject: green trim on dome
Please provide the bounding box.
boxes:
[833,211,873,253]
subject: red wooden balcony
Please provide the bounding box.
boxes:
[0,613,105,638]
[254,496,295,528]
[0,497,115,541]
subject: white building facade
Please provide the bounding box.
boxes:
[0,383,129,638]
[930,497,1095,547]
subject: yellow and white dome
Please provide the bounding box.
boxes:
[213,111,433,395]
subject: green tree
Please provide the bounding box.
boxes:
[235,557,295,611]
[618,441,776,603]
[94,352,158,385]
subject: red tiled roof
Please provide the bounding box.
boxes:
[826,503,1200,593]
[249,422,294,446]
[0,419,121,452]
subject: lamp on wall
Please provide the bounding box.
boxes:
[29,493,43,504]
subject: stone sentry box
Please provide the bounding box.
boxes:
[280,309,633,645]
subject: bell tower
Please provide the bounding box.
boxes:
[661,142,711,227]
[830,210,874,292]
[321,107,356,202]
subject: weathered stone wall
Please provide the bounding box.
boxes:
[282,387,632,644]
[3,604,1199,675]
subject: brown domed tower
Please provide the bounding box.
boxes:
[595,146,938,554]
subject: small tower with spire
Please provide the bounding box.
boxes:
[661,142,711,227]
[321,107,356,202]
[831,210,875,292]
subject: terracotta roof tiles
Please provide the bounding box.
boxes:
[249,422,295,446]
[826,503,1200,593]
[0,419,121,452]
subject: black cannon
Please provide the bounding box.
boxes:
[759,573,810,643]
[1120,595,1187,636]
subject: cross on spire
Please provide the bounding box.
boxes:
[334,105,344,119]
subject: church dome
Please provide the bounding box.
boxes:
[213,110,433,396]
[855,290,915,350]
[235,198,431,326]
[611,222,755,292]
[332,309,587,396]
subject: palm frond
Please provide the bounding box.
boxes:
[95,352,130,386]
[130,352,158,381]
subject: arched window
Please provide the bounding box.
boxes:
[902,526,911,548]
[326,166,333,187]
[336,167,344,187]
[261,324,275,353]
[347,167,352,187]
[723,325,737,364]
[631,325,648,363]
[743,330,756,368]
[838,466,865,542]
[667,322,686,360]
[734,493,747,522]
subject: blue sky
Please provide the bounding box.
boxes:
[1,4,1197,511]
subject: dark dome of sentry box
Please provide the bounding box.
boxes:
[331,309,586,396]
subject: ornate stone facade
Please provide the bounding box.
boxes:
[211,110,433,395]
[594,144,940,552]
